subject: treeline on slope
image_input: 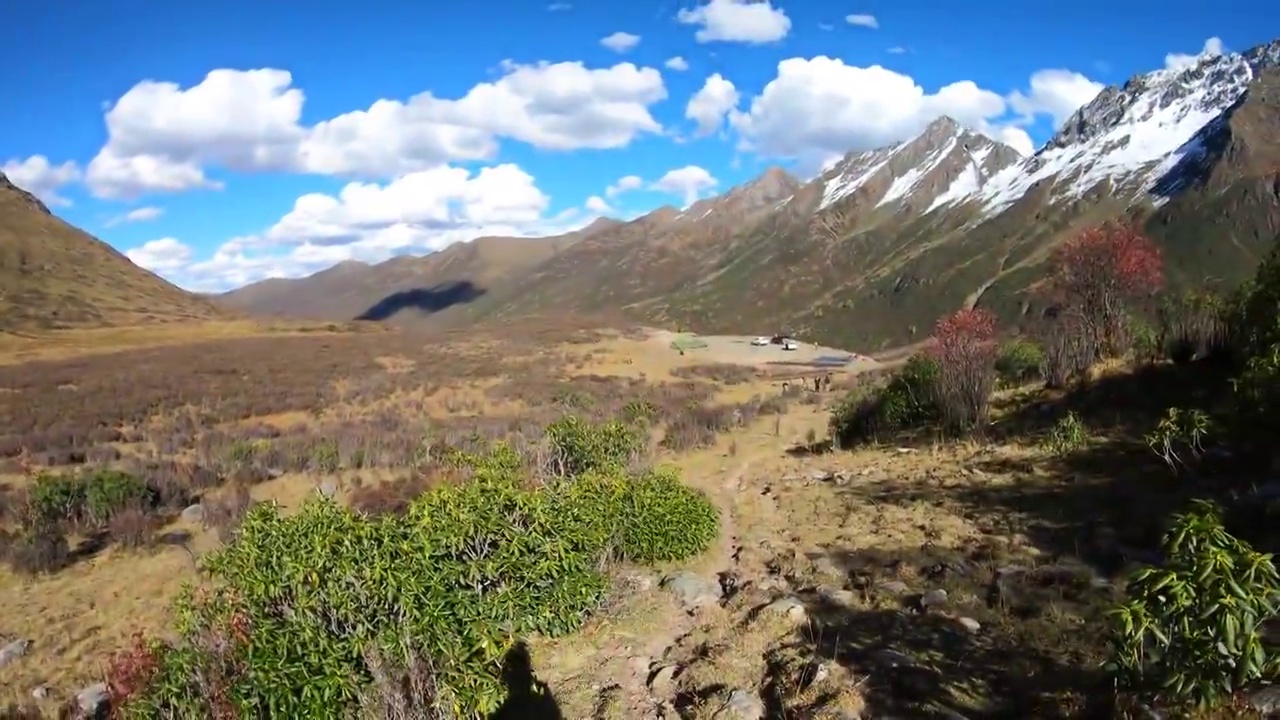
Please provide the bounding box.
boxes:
[827,221,1280,712]
[5,418,720,719]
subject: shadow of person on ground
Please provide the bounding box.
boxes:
[489,641,563,720]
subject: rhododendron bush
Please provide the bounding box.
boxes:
[929,307,999,433]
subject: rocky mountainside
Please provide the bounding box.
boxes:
[220,38,1280,350]
[0,172,227,332]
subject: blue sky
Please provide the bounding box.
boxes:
[1,0,1274,292]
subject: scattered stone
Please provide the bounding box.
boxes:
[662,571,723,610]
[0,638,31,667]
[647,663,681,695]
[920,589,948,609]
[879,580,910,595]
[31,686,48,701]
[812,556,845,581]
[77,683,109,714]
[180,503,204,523]
[1248,684,1280,714]
[827,589,858,606]
[895,447,915,454]
[715,689,765,720]
[811,469,834,482]
[317,478,339,498]
[765,596,808,623]
[956,616,981,633]
[808,661,830,685]
[619,569,655,592]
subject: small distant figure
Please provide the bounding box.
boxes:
[823,374,833,392]
[812,376,821,393]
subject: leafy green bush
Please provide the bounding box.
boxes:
[122,440,718,719]
[1109,500,1280,708]
[829,354,940,447]
[26,472,86,527]
[1127,316,1162,366]
[1144,407,1211,475]
[84,470,153,527]
[618,469,719,563]
[545,416,642,477]
[995,338,1043,386]
[26,468,153,529]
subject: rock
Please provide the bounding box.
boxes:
[662,571,723,610]
[765,596,808,623]
[956,616,981,633]
[180,503,204,523]
[812,556,845,581]
[647,663,681,695]
[879,580,910,595]
[77,683,109,714]
[715,689,765,720]
[827,589,858,605]
[1248,684,1280,714]
[317,478,339,498]
[811,469,835,482]
[0,638,31,666]
[921,588,948,609]
[809,661,830,685]
[31,686,48,701]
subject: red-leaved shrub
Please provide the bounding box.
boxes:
[929,308,999,433]
[105,632,162,712]
[1050,223,1164,360]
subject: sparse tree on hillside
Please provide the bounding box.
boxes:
[1050,223,1164,360]
[929,307,999,433]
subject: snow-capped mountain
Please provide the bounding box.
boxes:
[812,116,1024,216]
[943,39,1280,218]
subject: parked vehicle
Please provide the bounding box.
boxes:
[782,339,799,351]
[751,336,771,346]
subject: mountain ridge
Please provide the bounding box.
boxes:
[212,38,1280,349]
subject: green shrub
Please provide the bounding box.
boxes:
[26,472,87,527]
[618,469,719,563]
[829,354,940,447]
[124,441,718,719]
[1144,407,1212,475]
[545,416,641,477]
[1041,412,1088,456]
[995,338,1043,386]
[84,469,153,527]
[1127,316,1162,366]
[1109,500,1280,708]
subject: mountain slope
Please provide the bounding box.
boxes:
[471,40,1280,349]
[0,172,227,332]
[221,38,1280,350]
[217,221,616,322]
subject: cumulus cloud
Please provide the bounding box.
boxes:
[728,56,1030,167]
[676,0,791,44]
[87,62,667,198]
[1007,69,1104,127]
[1,155,81,206]
[600,32,641,53]
[126,237,194,274]
[686,73,740,136]
[650,165,718,206]
[128,162,602,292]
[605,175,643,198]
[887,46,907,54]
[665,56,690,71]
[996,127,1035,157]
[845,14,878,29]
[1165,37,1225,71]
[105,206,164,227]
[585,195,612,213]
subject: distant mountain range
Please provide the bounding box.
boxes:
[6,41,1278,348]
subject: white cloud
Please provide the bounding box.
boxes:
[1007,69,1104,127]
[996,127,1035,157]
[605,175,643,198]
[665,56,690,71]
[650,165,718,206]
[86,63,667,197]
[547,1,571,9]
[676,0,791,44]
[1,155,81,206]
[686,73,740,136]
[105,206,164,227]
[818,23,834,31]
[729,56,1021,167]
[133,162,601,293]
[845,14,879,29]
[585,195,612,213]
[887,46,907,54]
[601,32,641,53]
[126,237,194,274]
[1165,37,1225,71]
